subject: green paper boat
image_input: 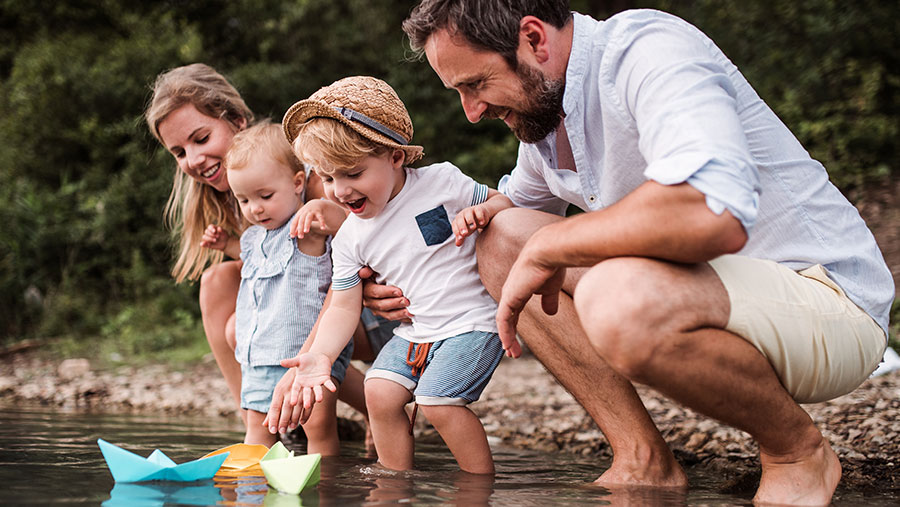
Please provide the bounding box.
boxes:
[259,442,321,495]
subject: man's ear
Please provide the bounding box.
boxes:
[518,16,551,64]
[293,170,307,195]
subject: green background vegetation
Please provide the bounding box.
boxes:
[1,0,897,361]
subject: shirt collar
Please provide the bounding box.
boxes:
[562,12,600,117]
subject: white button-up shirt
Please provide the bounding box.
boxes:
[500,9,893,336]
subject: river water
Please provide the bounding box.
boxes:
[0,403,894,505]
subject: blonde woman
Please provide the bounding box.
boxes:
[145,64,393,437]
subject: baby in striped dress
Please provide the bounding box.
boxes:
[208,121,352,448]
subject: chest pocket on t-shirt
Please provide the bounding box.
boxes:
[415,205,452,246]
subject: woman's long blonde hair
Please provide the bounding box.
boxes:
[145,63,254,282]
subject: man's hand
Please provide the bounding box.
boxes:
[200,224,228,251]
[496,240,566,358]
[359,266,413,322]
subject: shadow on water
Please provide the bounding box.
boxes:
[0,403,896,505]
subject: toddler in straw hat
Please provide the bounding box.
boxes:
[276,76,513,473]
[208,120,353,449]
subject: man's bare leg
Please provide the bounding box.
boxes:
[477,208,686,487]
[573,257,840,505]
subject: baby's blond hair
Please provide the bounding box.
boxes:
[291,118,396,172]
[227,121,306,177]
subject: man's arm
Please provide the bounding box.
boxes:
[360,267,412,321]
[532,181,745,267]
[495,181,746,356]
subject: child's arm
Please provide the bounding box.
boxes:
[262,288,334,434]
[200,224,241,259]
[278,284,363,425]
[452,189,513,246]
[290,199,347,238]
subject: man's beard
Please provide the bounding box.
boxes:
[486,63,565,144]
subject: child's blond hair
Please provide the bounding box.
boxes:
[282,76,424,173]
[144,63,254,282]
[291,118,394,172]
[227,121,306,177]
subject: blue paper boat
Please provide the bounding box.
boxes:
[102,481,224,506]
[97,439,229,482]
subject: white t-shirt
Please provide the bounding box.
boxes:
[331,162,498,344]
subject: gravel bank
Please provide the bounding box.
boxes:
[1,351,897,494]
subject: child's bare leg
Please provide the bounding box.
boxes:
[199,261,243,410]
[339,365,368,417]
[366,378,414,470]
[245,409,277,446]
[301,377,341,456]
[351,320,375,362]
[340,321,374,416]
[420,405,494,474]
[340,365,376,455]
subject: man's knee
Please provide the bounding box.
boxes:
[573,258,664,378]
[477,208,561,297]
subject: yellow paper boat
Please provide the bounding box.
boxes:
[259,442,321,495]
[201,443,269,477]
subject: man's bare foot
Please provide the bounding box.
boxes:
[754,437,841,506]
[594,456,688,489]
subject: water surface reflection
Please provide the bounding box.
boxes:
[0,403,894,505]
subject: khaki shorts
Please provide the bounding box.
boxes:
[709,255,886,403]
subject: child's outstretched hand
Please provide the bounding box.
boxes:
[200,224,228,251]
[278,352,336,425]
[452,204,490,246]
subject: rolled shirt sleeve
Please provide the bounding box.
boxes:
[607,15,761,230]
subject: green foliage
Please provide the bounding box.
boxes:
[646,0,899,191]
[0,0,896,358]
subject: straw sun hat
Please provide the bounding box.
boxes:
[282,76,424,164]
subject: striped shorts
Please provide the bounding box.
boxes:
[365,330,504,406]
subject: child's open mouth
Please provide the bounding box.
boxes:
[346,197,367,214]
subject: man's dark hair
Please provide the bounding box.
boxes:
[403,0,571,68]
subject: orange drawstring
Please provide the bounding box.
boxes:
[406,341,431,377]
[406,342,432,435]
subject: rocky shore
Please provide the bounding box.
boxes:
[1,350,898,495]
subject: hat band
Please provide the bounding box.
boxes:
[335,107,408,146]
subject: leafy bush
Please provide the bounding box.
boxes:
[0,0,895,358]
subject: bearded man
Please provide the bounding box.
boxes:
[359,2,894,504]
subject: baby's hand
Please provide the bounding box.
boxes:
[200,224,228,251]
[452,204,489,246]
